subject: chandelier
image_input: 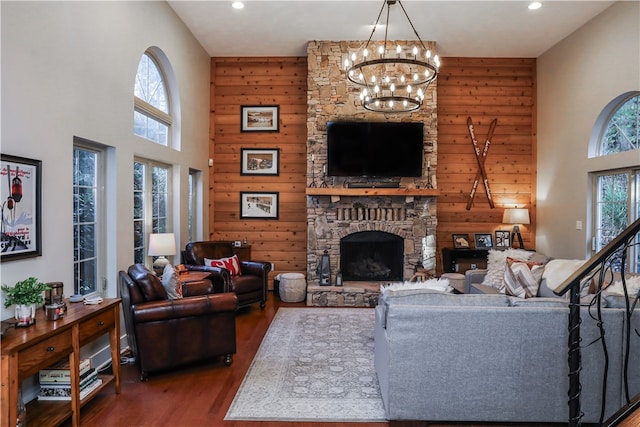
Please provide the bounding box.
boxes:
[344,0,440,113]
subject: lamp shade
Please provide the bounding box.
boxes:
[148,233,177,257]
[502,208,530,225]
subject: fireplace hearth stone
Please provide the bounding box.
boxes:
[306,282,381,307]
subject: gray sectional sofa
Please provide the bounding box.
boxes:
[374,288,640,423]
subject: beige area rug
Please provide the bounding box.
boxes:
[225,307,386,422]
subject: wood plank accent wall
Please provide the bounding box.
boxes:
[210,57,308,284]
[436,57,537,275]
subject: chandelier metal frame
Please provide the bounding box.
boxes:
[345,0,440,113]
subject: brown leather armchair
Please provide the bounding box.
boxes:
[119,264,238,380]
[183,241,271,309]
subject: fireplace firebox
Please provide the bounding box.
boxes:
[340,231,403,282]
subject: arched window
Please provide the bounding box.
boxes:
[596,92,640,156]
[134,51,172,145]
[590,92,640,272]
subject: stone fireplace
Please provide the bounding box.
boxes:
[307,195,436,287]
[305,40,438,305]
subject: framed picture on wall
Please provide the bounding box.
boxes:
[240,105,279,132]
[240,148,280,176]
[452,234,470,249]
[240,192,279,220]
[1,154,42,262]
[495,230,511,249]
[474,233,493,249]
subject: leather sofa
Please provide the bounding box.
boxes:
[119,264,238,380]
[183,241,271,309]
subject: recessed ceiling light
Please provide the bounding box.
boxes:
[528,2,542,10]
[232,2,244,9]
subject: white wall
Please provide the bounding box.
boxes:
[537,1,640,259]
[1,1,211,316]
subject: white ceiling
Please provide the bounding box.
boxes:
[168,1,615,58]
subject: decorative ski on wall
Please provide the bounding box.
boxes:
[466,116,497,210]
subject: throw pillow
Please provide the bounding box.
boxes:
[605,274,640,297]
[482,249,534,290]
[503,257,544,298]
[541,259,588,296]
[205,254,242,276]
[162,263,182,300]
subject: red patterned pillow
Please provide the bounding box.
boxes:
[205,255,242,276]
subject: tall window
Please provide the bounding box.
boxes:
[591,92,640,272]
[133,159,171,264]
[188,169,201,243]
[134,52,171,145]
[73,143,103,295]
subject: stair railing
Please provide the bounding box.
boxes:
[554,216,640,426]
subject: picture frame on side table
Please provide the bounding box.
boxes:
[1,154,42,262]
[240,192,279,220]
[240,148,280,176]
[474,233,493,249]
[495,230,511,249]
[452,234,470,249]
[241,105,279,132]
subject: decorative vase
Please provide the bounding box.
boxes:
[14,303,36,327]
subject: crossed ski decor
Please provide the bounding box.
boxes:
[466,116,497,210]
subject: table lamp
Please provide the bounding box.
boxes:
[148,232,177,275]
[502,208,530,249]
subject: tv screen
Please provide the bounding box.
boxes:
[326,122,424,177]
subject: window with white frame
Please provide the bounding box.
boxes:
[599,94,639,155]
[188,168,201,243]
[73,141,104,295]
[591,92,640,272]
[134,51,171,145]
[133,159,171,265]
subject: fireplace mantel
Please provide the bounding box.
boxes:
[305,188,440,197]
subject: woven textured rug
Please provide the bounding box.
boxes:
[225,307,386,422]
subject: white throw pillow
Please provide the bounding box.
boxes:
[482,249,533,290]
[162,264,182,300]
[380,278,453,295]
[541,259,588,295]
[605,274,640,297]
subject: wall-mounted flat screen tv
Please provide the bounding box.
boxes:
[326,121,424,177]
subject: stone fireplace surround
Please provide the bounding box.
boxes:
[305,41,438,305]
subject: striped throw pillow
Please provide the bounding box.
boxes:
[503,257,544,298]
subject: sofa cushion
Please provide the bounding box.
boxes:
[128,264,168,301]
[482,249,534,290]
[508,297,568,307]
[503,257,544,298]
[162,264,182,300]
[205,254,242,276]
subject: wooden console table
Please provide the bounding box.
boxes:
[1,298,121,427]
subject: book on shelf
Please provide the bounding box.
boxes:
[39,368,98,390]
[37,377,102,401]
[39,358,91,383]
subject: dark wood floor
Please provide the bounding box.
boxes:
[71,293,639,427]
